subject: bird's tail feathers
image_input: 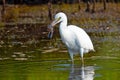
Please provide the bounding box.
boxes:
[91,49,95,52]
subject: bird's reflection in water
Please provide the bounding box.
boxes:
[69,64,95,80]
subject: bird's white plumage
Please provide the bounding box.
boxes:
[49,12,94,63]
[68,25,94,52]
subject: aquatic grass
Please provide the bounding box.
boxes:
[3,7,19,22]
[0,22,5,28]
[1,3,119,26]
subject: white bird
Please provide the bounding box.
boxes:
[48,12,94,64]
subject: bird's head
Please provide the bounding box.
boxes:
[48,12,67,39]
[51,12,66,26]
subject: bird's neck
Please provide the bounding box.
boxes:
[60,19,67,28]
[59,21,67,32]
[59,21,67,40]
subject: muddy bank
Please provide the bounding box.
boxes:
[0,22,119,46]
[0,23,50,45]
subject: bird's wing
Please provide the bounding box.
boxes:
[68,25,94,51]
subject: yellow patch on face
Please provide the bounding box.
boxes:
[56,17,61,22]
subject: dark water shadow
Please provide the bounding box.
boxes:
[68,64,95,80]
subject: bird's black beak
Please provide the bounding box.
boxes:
[47,25,54,39]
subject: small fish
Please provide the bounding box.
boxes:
[47,25,54,39]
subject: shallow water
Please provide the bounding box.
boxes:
[0,29,120,80]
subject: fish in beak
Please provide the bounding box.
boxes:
[48,24,54,39]
[48,17,61,39]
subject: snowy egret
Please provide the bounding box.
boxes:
[48,12,94,64]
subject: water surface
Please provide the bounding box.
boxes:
[0,28,120,80]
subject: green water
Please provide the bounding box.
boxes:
[0,30,120,80]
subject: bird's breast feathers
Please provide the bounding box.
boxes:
[60,25,94,51]
[59,28,79,50]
